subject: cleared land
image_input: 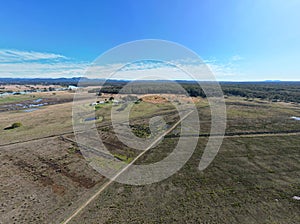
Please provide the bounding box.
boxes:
[0,91,300,223]
[67,135,300,224]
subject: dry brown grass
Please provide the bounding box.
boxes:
[0,84,63,92]
[1,92,300,223]
[0,137,104,223]
[0,101,73,145]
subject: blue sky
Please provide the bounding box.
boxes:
[0,0,299,80]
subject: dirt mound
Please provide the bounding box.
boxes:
[141,95,169,104]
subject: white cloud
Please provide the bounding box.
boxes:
[0,49,86,78]
[85,59,242,81]
[0,61,87,78]
[0,49,67,63]
[0,49,243,80]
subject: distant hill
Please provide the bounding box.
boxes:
[264,80,282,82]
[0,77,82,86]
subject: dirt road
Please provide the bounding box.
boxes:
[61,110,195,224]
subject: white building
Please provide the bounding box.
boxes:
[68,85,78,90]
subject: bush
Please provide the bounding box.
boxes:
[4,122,22,130]
[67,146,81,154]
[11,122,22,128]
[95,104,101,110]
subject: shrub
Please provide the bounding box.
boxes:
[4,122,23,130]
[95,104,101,110]
[113,154,133,164]
[67,146,81,154]
[11,122,22,128]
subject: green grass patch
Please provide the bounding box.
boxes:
[113,153,134,164]
[67,146,81,154]
[0,95,34,104]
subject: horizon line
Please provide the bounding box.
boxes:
[1,77,300,82]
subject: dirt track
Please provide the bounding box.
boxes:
[1,128,300,149]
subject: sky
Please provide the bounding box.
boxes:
[0,0,300,81]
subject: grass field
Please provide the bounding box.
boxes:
[68,135,300,223]
[0,92,299,223]
[0,91,73,105]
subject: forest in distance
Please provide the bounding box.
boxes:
[92,80,300,103]
[1,78,299,103]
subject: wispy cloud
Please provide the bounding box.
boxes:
[0,62,87,78]
[207,61,240,79]
[0,49,87,78]
[230,55,243,61]
[86,58,242,81]
[0,49,243,80]
[0,49,67,63]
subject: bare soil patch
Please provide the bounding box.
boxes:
[0,137,104,223]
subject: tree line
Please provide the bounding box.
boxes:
[90,81,300,103]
